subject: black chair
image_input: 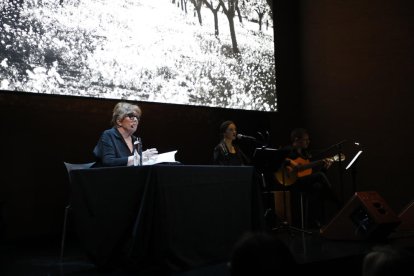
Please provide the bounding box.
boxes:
[60,161,95,262]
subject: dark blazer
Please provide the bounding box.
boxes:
[93,127,139,167]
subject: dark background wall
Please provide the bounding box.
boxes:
[299,0,414,210]
[1,0,413,240]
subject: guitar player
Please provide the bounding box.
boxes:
[279,128,342,229]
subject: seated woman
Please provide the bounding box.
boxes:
[213,120,250,166]
[93,101,157,167]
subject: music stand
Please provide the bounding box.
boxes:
[253,147,287,189]
[253,148,311,234]
[252,147,282,230]
[345,150,363,193]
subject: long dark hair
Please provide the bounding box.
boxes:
[219,120,235,138]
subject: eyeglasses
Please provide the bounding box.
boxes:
[125,113,140,121]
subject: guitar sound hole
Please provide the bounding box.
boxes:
[373,202,382,208]
[372,202,386,214]
[377,208,386,215]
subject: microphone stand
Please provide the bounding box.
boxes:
[253,131,311,234]
[313,140,347,158]
[335,143,345,204]
[272,159,312,235]
[351,160,358,194]
[136,137,143,166]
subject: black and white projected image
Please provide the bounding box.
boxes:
[0,0,276,111]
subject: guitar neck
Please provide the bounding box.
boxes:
[297,159,324,171]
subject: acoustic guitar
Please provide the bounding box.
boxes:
[275,153,345,186]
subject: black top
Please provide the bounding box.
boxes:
[281,145,311,160]
[93,127,139,167]
[213,141,250,166]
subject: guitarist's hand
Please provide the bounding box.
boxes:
[323,158,333,169]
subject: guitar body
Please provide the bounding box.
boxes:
[275,157,312,186]
[295,157,312,178]
[274,153,345,186]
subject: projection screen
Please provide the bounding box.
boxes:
[0,0,276,111]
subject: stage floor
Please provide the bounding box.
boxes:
[1,229,413,276]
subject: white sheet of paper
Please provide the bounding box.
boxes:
[143,150,178,165]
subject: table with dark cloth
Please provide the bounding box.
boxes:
[69,164,264,272]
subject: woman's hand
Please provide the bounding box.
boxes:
[142,148,158,162]
[127,155,138,166]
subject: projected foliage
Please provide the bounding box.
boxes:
[0,0,276,111]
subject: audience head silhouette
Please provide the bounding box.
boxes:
[362,244,414,276]
[229,231,296,276]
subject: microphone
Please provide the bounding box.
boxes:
[237,134,257,141]
[134,137,143,166]
[332,139,347,149]
[257,131,269,147]
[312,139,347,158]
